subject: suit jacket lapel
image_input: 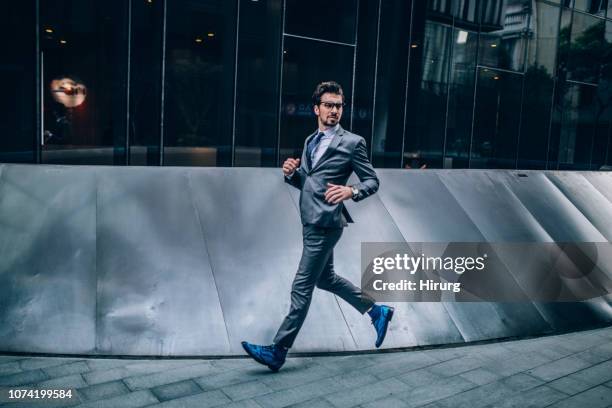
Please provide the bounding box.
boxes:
[311,126,343,173]
[302,130,318,173]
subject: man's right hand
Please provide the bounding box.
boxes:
[282,158,300,176]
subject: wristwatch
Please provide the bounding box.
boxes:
[351,185,359,200]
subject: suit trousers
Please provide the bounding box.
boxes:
[273,224,376,348]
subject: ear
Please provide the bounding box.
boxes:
[313,104,320,117]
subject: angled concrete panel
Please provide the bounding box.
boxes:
[189,168,356,353]
[96,167,228,355]
[546,172,612,241]
[0,165,96,354]
[584,172,612,205]
[294,176,465,349]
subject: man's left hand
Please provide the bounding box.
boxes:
[325,183,353,204]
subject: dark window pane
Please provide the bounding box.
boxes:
[371,0,411,168]
[404,20,453,169]
[555,82,597,169]
[0,2,35,163]
[164,0,236,167]
[564,10,605,84]
[280,37,354,159]
[284,0,357,44]
[518,66,555,169]
[470,68,522,169]
[574,0,606,16]
[129,0,164,166]
[351,0,380,147]
[235,0,282,167]
[527,1,561,77]
[478,1,528,72]
[445,26,478,168]
[41,0,129,165]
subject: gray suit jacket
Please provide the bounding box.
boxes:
[285,125,379,228]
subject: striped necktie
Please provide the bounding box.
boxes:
[307,131,325,168]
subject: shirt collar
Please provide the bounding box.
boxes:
[317,124,340,138]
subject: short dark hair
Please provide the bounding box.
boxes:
[312,81,344,106]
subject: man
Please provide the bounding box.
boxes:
[241,81,394,371]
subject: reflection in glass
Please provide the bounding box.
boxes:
[564,10,605,84]
[518,65,555,169]
[478,0,528,72]
[235,0,282,167]
[351,0,380,147]
[574,0,606,16]
[471,68,523,169]
[404,21,453,169]
[129,0,164,166]
[372,0,411,168]
[280,36,354,160]
[554,83,597,169]
[285,0,358,44]
[50,77,87,108]
[445,26,478,168]
[41,0,129,165]
[1,2,35,163]
[526,1,561,76]
[164,0,237,166]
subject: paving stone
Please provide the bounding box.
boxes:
[547,375,594,396]
[124,363,217,391]
[43,361,90,379]
[85,359,128,371]
[331,372,378,389]
[76,389,158,408]
[526,355,593,382]
[146,389,230,407]
[432,380,516,408]
[324,377,408,408]
[222,380,273,401]
[0,369,48,386]
[78,380,130,402]
[459,368,503,386]
[361,396,411,408]
[196,367,263,389]
[218,400,264,408]
[289,397,336,408]
[397,376,477,408]
[83,361,204,386]
[547,385,612,408]
[256,376,345,408]
[365,352,440,380]
[427,356,484,377]
[486,385,567,408]
[480,352,555,378]
[19,358,82,371]
[151,379,203,402]
[0,361,22,376]
[258,362,341,391]
[397,367,446,388]
[82,367,132,386]
[34,373,87,389]
[499,373,545,392]
[565,359,612,386]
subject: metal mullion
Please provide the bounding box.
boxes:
[159,0,167,166]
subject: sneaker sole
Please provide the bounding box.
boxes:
[241,342,281,372]
[376,307,394,348]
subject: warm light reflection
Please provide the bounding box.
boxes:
[45,28,54,33]
[59,39,67,44]
[411,44,418,48]
[195,37,203,43]
[207,33,215,37]
[490,43,497,48]
[50,77,87,108]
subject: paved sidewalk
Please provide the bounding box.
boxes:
[1,326,612,408]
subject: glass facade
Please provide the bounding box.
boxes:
[3,0,612,170]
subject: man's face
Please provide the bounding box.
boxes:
[314,92,344,128]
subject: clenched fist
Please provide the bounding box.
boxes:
[282,158,300,176]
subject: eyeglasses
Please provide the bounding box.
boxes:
[319,101,345,110]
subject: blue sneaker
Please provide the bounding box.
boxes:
[368,304,394,348]
[241,341,287,372]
